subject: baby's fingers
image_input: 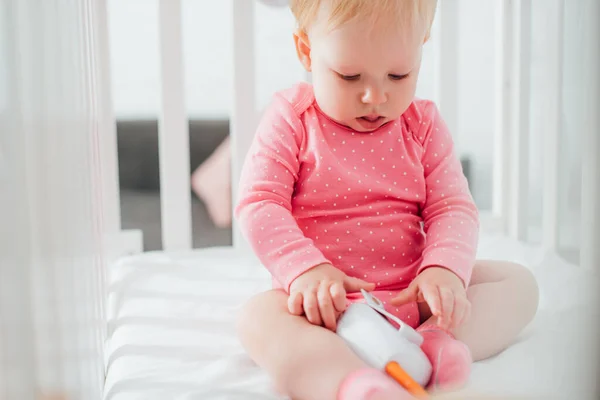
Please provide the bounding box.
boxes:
[287,291,304,316]
[303,288,323,326]
[318,281,337,331]
[390,285,418,306]
[330,282,347,313]
[420,283,442,318]
[439,287,454,330]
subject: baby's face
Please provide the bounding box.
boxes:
[300,10,425,132]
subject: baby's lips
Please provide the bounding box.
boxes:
[361,114,382,122]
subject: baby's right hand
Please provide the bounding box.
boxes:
[287,263,375,331]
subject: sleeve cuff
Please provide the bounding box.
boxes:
[418,249,474,288]
[274,251,332,293]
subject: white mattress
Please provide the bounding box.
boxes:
[103,235,600,400]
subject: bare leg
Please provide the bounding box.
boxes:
[236,289,370,400]
[191,136,231,228]
[419,261,539,361]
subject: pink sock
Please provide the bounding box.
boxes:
[337,368,415,400]
[417,324,472,392]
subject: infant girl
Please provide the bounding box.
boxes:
[235,1,539,399]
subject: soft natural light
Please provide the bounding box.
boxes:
[1,0,599,399]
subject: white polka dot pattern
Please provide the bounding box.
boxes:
[235,83,479,291]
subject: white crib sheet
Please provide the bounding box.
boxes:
[103,235,600,400]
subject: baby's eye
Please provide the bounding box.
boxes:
[339,73,361,81]
[389,73,410,81]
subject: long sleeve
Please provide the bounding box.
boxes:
[415,102,480,287]
[235,97,330,292]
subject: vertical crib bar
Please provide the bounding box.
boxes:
[95,0,121,248]
[92,0,115,373]
[157,0,192,251]
[83,0,113,389]
[3,0,109,396]
[493,0,514,233]
[508,0,531,241]
[541,0,564,251]
[434,0,459,140]
[66,0,86,390]
[39,0,67,391]
[580,0,600,271]
[231,1,257,252]
[0,4,38,396]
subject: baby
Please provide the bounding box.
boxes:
[235,1,539,399]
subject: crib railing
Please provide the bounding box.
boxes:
[1,0,116,398]
[140,0,600,270]
[152,0,259,253]
[157,0,193,250]
[539,0,562,250]
[579,0,600,272]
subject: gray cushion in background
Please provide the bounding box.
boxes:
[117,119,230,191]
[117,119,232,251]
[120,188,233,251]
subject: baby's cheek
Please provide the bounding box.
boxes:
[390,87,417,118]
[314,80,355,117]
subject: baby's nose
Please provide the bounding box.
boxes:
[361,86,387,105]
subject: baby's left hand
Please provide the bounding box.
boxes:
[391,267,470,331]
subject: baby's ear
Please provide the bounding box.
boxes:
[293,29,312,71]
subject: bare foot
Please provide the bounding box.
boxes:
[191,137,231,228]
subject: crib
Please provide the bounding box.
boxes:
[1,0,600,399]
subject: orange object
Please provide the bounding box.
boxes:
[385,361,429,399]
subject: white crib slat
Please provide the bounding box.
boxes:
[434,0,459,140]
[580,0,600,271]
[3,0,109,396]
[541,0,564,250]
[157,0,192,251]
[2,3,39,397]
[493,0,513,233]
[95,0,122,258]
[230,0,257,252]
[508,0,531,241]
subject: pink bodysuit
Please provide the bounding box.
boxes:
[235,83,479,327]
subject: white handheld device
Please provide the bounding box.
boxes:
[336,289,432,390]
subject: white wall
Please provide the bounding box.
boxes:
[108,0,305,120]
[107,1,493,129]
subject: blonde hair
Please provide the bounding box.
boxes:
[290,0,438,35]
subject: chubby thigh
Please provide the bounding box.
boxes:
[346,290,420,329]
